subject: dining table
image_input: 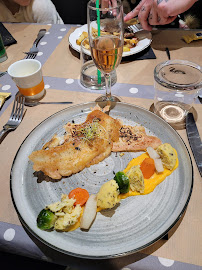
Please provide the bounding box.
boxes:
[0,22,202,270]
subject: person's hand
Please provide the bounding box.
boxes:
[100,0,118,9]
[124,0,197,31]
[124,0,151,30]
[147,1,177,30]
[100,0,119,15]
[124,0,176,31]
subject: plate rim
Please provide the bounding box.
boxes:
[68,24,152,57]
[10,102,193,259]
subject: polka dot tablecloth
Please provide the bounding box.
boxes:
[1,74,200,117]
[0,23,201,270]
[0,72,158,117]
[1,221,201,270]
[0,222,202,270]
[0,23,201,117]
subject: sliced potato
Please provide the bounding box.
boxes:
[123,46,130,52]
[76,28,139,53]
[76,31,88,45]
[80,194,97,230]
[154,158,164,173]
[129,38,138,45]
[147,147,160,160]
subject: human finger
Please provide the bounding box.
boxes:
[153,0,196,18]
[110,0,118,16]
[101,0,109,9]
[138,3,152,31]
[157,15,177,25]
[101,0,119,16]
[124,8,139,22]
[149,11,177,26]
[111,0,118,8]
[124,0,144,22]
[148,7,158,26]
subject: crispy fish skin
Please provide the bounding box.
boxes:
[29,137,112,179]
[29,108,162,179]
[29,109,121,179]
[112,125,162,152]
[64,109,122,143]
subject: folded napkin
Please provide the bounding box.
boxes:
[122,46,156,62]
[0,22,17,46]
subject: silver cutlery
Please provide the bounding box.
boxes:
[124,16,141,33]
[127,24,139,33]
[125,26,152,41]
[0,71,7,77]
[0,96,25,143]
[0,29,46,77]
[24,29,46,59]
[25,101,73,107]
[186,112,202,177]
[165,47,171,60]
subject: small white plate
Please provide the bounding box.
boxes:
[69,24,152,57]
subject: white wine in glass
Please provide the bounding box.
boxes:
[87,0,124,102]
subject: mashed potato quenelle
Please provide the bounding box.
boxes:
[156,143,177,170]
[37,143,178,232]
[97,180,120,210]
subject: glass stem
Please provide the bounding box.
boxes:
[104,73,111,100]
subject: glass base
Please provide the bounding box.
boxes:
[0,54,8,63]
[154,101,191,129]
[95,95,121,103]
[95,95,121,111]
[80,61,117,90]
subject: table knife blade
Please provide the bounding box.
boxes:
[165,47,171,60]
[34,29,46,47]
[186,113,202,177]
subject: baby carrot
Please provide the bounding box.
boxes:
[69,188,89,206]
[140,158,155,179]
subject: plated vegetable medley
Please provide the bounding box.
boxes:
[37,143,178,232]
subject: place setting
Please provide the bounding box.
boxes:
[0,0,202,269]
[4,0,198,262]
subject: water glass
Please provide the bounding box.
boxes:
[154,60,202,128]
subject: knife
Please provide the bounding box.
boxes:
[186,112,202,177]
[25,101,73,107]
[24,29,46,56]
[165,47,171,60]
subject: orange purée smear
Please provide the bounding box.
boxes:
[69,188,89,206]
[140,157,156,179]
[68,151,179,231]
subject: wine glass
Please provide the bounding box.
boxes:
[87,0,124,102]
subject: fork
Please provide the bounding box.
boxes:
[24,29,46,59]
[0,96,25,143]
[128,24,140,33]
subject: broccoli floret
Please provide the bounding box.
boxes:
[37,209,57,230]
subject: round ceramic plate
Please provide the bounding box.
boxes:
[10,102,193,259]
[68,24,152,57]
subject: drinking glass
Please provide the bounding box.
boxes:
[154,60,202,129]
[0,33,8,63]
[87,0,124,102]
